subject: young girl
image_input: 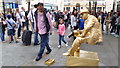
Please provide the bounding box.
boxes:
[57,18,68,48]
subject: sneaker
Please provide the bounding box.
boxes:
[65,43,68,47]
[114,34,119,38]
[110,33,115,35]
[67,36,70,40]
[16,41,19,43]
[34,43,39,46]
[9,41,12,44]
[2,41,6,43]
[46,49,52,54]
[67,36,70,38]
[58,45,61,48]
[18,37,21,39]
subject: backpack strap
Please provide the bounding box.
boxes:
[7,20,14,29]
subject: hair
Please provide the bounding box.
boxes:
[114,12,117,15]
[16,8,19,12]
[37,2,44,6]
[7,15,11,19]
[59,18,64,24]
[34,4,38,8]
[106,12,111,19]
[72,9,77,17]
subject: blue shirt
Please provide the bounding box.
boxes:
[5,18,16,30]
[78,19,85,30]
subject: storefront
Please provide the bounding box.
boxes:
[117,1,120,11]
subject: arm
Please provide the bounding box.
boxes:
[61,25,65,36]
[27,11,32,21]
[81,18,95,37]
[46,12,53,34]
[71,15,74,27]
[34,17,37,32]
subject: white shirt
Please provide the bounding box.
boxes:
[0,18,2,22]
[20,11,26,22]
[5,18,16,30]
[71,15,77,27]
[27,8,37,22]
[16,12,21,23]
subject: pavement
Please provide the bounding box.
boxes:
[0,26,118,66]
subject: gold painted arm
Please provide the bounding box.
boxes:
[82,19,95,37]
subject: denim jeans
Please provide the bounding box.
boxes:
[38,33,51,57]
[31,22,34,30]
[59,35,67,46]
[17,24,21,38]
[1,31,5,41]
[34,32,39,44]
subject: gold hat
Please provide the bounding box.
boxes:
[80,9,89,14]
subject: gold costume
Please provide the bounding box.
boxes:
[63,9,103,56]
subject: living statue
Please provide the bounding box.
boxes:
[63,9,103,56]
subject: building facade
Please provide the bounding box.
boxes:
[0,0,3,12]
[64,0,106,12]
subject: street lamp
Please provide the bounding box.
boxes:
[28,0,30,11]
[2,0,5,18]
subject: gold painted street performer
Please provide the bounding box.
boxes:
[63,9,103,56]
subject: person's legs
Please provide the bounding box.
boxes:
[101,22,104,31]
[61,36,67,44]
[63,37,87,56]
[1,32,5,41]
[13,30,18,43]
[68,32,74,38]
[106,22,109,34]
[38,33,49,57]
[8,36,11,43]
[45,33,51,52]
[22,22,25,32]
[110,24,116,33]
[34,32,39,45]
[17,24,21,38]
[116,25,120,35]
[26,21,29,30]
[31,22,34,32]
[59,35,62,46]
[8,29,12,43]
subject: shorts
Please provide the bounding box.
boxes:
[8,29,15,36]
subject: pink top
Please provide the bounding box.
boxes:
[34,12,53,34]
[57,24,66,36]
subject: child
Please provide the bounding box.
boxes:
[57,18,68,48]
[6,15,18,43]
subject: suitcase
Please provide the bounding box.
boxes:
[22,30,32,45]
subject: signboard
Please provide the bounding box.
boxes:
[10,3,18,8]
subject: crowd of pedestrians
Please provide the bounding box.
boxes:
[0,2,120,61]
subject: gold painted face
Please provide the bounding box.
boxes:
[81,12,88,20]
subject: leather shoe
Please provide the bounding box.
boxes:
[35,56,42,61]
[34,43,39,46]
[46,49,52,54]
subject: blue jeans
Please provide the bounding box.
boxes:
[38,33,51,57]
[34,32,39,44]
[1,32,5,41]
[59,35,67,46]
[17,24,21,38]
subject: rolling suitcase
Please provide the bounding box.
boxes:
[22,30,32,45]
